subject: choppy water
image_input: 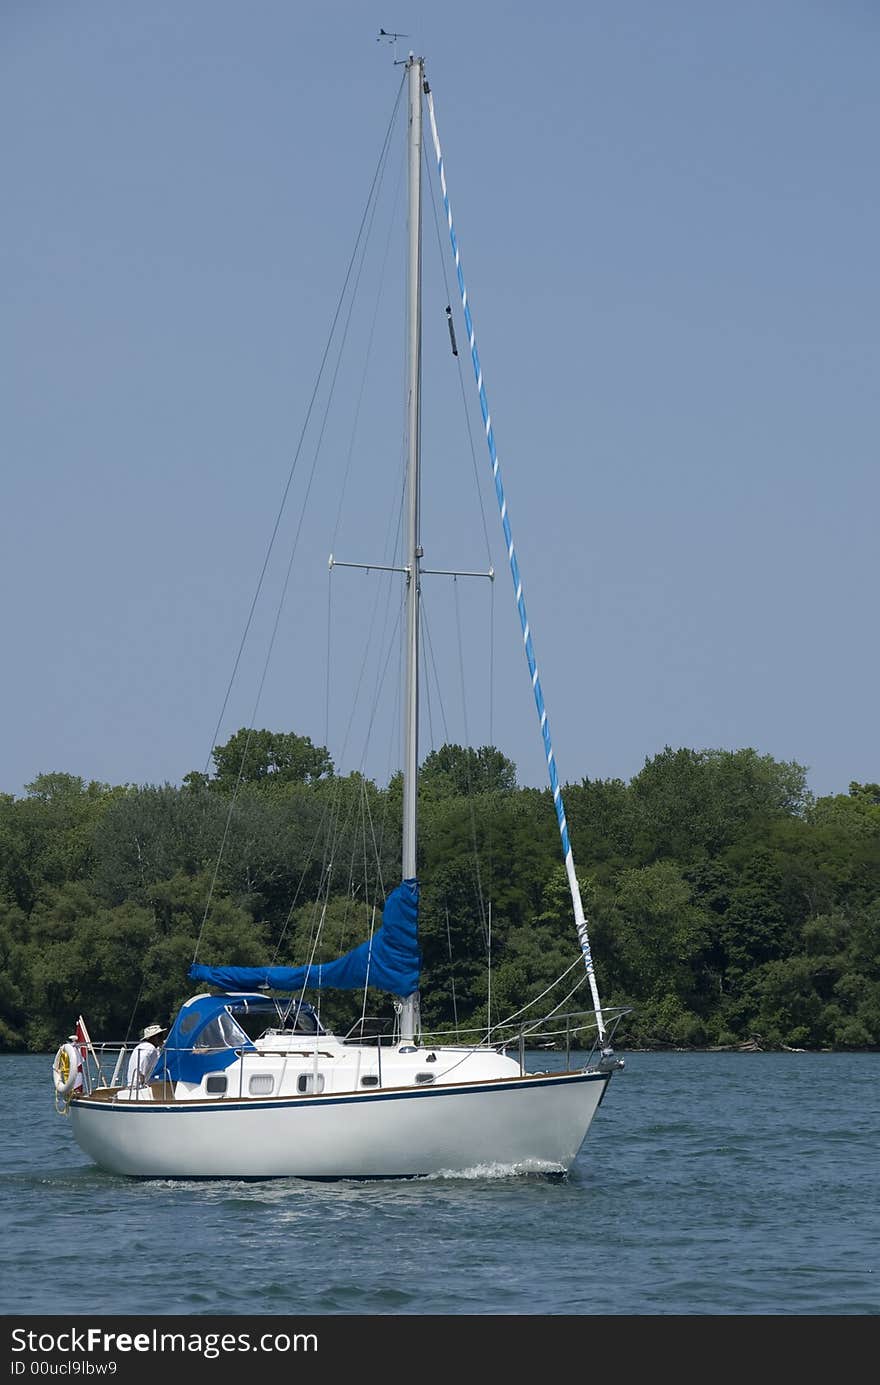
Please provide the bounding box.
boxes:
[2,1052,877,1315]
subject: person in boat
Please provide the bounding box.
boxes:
[126,1023,166,1088]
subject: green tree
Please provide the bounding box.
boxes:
[91,785,228,904]
[630,746,810,862]
[192,728,333,792]
[3,732,879,1052]
[605,860,714,1020]
[484,863,600,1040]
[564,776,638,881]
[420,743,517,798]
[0,774,122,913]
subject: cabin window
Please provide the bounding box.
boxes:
[296,1073,326,1094]
[248,1074,274,1096]
[288,1007,321,1036]
[415,1072,435,1085]
[205,1074,228,1095]
[360,1075,379,1088]
[194,1011,247,1053]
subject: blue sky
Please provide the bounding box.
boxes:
[2,0,878,801]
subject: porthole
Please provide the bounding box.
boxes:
[205,1074,227,1095]
[249,1074,274,1096]
[415,1072,435,1085]
[296,1074,326,1094]
[360,1075,379,1088]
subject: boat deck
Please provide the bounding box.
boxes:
[73,1066,599,1109]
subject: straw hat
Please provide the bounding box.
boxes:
[141,1024,166,1042]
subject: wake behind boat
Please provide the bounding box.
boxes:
[52,55,626,1179]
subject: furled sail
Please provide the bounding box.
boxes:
[188,878,420,995]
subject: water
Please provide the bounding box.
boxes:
[2,1052,877,1315]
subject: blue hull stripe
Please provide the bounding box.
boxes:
[74,1069,608,1116]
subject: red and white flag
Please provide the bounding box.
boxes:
[75,1016,92,1064]
[73,1016,94,1092]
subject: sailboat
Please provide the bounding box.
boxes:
[53,56,625,1179]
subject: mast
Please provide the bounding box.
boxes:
[398,53,423,1045]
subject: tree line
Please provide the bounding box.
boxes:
[1,729,878,1052]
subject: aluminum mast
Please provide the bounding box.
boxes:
[398,54,423,1046]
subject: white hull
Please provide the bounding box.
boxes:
[69,1070,610,1179]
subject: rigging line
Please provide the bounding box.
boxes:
[194,370,340,966]
[333,567,396,775]
[270,750,378,980]
[275,863,333,1094]
[324,664,393,914]
[418,969,593,1063]
[336,769,372,907]
[329,444,407,777]
[346,464,407,780]
[122,975,146,1048]
[260,110,400,735]
[356,570,403,775]
[424,80,606,1040]
[324,571,332,751]
[361,772,387,910]
[488,577,495,756]
[492,951,584,1030]
[487,901,491,1045]
[421,600,436,754]
[445,904,459,1034]
[361,773,370,939]
[453,576,489,951]
[267,787,336,964]
[192,83,407,966]
[358,772,381,1026]
[329,135,406,554]
[360,609,401,913]
[334,831,360,956]
[297,783,351,982]
[335,777,368,954]
[360,903,379,1035]
[372,599,402,881]
[317,761,364,905]
[288,872,336,1054]
[325,181,405,783]
[504,972,591,1043]
[423,139,493,565]
[212,152,402,965]
[368,443,412,775]
[306,113,403,561]
[420,597,450,744]
[484,577,495,962]
[357,591,405,776]
[325,570,396,941]
[199,71,406,782]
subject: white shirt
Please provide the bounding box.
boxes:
[127,1040,159,1088]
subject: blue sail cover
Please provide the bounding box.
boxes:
[189,878,420,996]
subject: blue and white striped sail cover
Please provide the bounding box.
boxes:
[188,879,420,995]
